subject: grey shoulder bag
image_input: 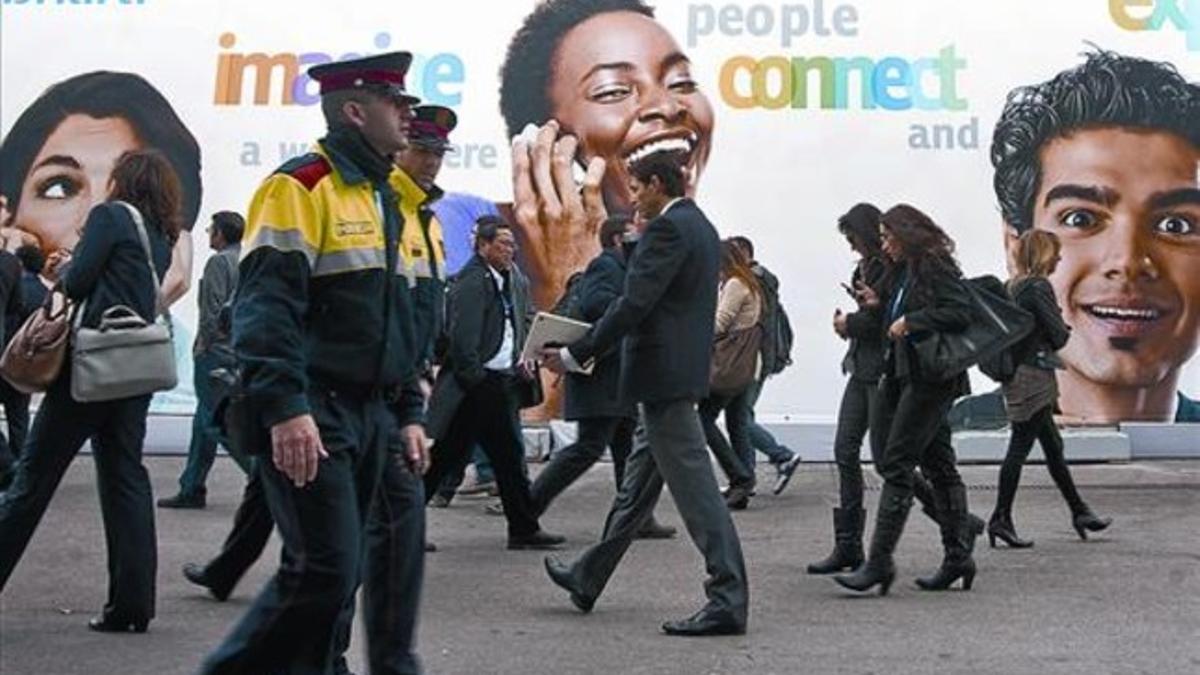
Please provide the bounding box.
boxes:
[70,201,178,402]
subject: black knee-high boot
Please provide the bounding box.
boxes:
[833,485,910,596]
[916,484,977,591]
[915,474,985,551]
[807,508,865,575]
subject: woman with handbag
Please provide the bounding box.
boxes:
[834,204,978,596]
[699,240,763,510]
[0,150,178,633]
[988,230,1112,548]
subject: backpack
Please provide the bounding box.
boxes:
[550,271,587,321]
[756,267,793,376]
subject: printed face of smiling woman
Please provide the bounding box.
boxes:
[546,10,714,212]
[12,114,140,254]
[1029,127,1200,390]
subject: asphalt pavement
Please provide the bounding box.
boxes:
[1,455,1197,674]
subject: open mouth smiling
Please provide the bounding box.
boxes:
[622,132,698,170]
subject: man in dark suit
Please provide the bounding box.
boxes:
[422,215,564,550]
[529,215,674,539]
[541,152,748,637]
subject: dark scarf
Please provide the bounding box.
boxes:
[322,125,395,184]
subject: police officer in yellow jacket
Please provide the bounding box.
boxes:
[394,105,452,368]
[200,52,428,675]
[330,105,456,675]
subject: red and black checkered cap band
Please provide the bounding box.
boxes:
[317,69,409,95]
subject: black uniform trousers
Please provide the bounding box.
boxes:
[200,387,387,675]
[423,371,540,538]
[0,373,155,624]
[529,416,635,516]
[197,427,427,674]
[870,375,965,521]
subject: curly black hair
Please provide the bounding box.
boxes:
[991,49,1200,233]
[499,0,655,140]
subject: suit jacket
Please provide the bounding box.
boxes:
[841,256,888,381]
[570,198,720,405]
[883,262,973,394]
[564,248,635,420]
[425,254,539,440]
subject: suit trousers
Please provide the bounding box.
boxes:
[561,399,748,620]
[200,388,386,675]
[698,388,756,489]
[832,377,879,512]
[177,350,252,497]
[423,372,541,538]
[0,373,155,624]
[870,376,966,547]
[529,416,634,516]
[199,463,273,598]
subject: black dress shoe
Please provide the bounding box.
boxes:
[543,557,595,612]
[183,562,231,602]
[724,483,754,511]
[507,530,566,550]
[661,608,745,637]
[157,492,206,509]
[423,540,438,553]
[88,616,149,633]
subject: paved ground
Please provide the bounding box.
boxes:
[1,456,1198,675]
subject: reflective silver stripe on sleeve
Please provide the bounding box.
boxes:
[313,246,388,277]
[242,225,318,269]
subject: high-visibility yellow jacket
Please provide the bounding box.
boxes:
[234,138,426,428]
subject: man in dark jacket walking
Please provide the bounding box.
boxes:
[529,215,674,539]
[422,216,564,550]
[542,152,748,637]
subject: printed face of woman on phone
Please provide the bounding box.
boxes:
[547,10,714,211]
[11,114,140,254]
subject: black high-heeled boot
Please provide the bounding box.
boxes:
[807,508,865,574]
[917,485,977,591]
[834,487,910,596]
[1071,507,1112,541]
[987,513,1033,549]
[917,477,984,553]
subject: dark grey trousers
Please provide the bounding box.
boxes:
[561,399,748,621]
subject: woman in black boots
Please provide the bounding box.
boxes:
[809,204,983,575]
[988,230,1112,547]
[833,204,977,595]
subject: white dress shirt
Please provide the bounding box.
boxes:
[484,265,516,372]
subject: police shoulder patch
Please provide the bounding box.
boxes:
[276,153,332,191]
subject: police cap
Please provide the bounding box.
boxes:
[409,105,457,152]
[308,52,420,104]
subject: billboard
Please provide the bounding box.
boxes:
[1,0,1196,424]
